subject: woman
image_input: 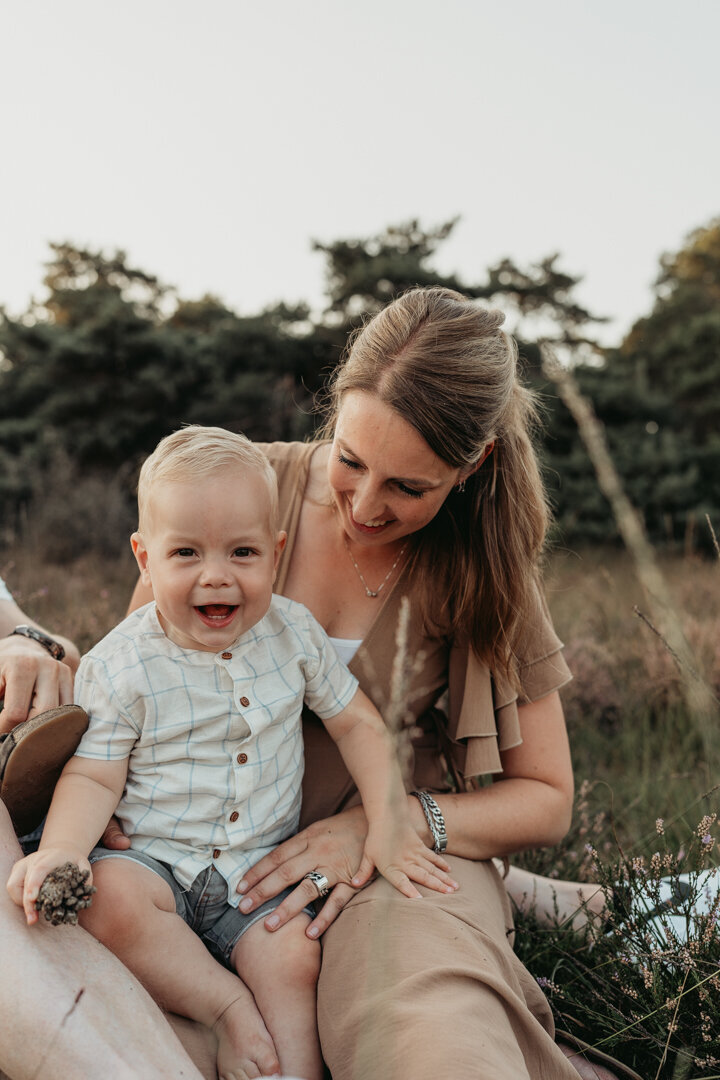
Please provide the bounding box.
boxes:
[125,285,582,1079]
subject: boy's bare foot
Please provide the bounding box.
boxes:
[213,995,280,1080]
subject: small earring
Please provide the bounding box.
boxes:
[456,479,466,494]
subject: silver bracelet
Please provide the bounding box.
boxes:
[410,790,448,854]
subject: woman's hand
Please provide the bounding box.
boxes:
[237,805,370,938]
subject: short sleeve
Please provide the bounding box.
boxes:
[301,614,359,721]
[0,577,14,604]
[74,656,140,760]
[446,586,572,778]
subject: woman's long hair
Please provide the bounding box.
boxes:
[318,286,549,688]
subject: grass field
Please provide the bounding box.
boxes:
[3,541,719,1076]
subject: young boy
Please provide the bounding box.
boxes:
[8,426,452,1080]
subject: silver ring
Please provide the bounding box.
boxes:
[303,870,330,898]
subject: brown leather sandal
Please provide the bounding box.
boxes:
[556,1031,643,1080]
[0,705,89,835]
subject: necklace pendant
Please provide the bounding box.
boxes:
[343,535,408,600]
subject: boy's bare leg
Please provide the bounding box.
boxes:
[0,802,204,1080]
[232,914,322,1080]
[82,857,281,1080]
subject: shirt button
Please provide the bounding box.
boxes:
[221,652,232,660]
[239,696,250,707]
[229,811,239,822]
[237,752,248,764]
[212,848,221,860]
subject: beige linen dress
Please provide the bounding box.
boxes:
[264,441,579,1080]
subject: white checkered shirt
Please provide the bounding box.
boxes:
[74,597,358,904]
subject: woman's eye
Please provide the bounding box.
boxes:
[338,453,361,470]
[397,482,424,499]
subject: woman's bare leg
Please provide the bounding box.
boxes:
[0,801,205,1080]
[500,862,608,929]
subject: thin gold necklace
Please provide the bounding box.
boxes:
[343,536,407,599]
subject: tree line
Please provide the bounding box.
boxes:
[1,217,718,558]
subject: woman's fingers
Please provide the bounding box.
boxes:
[237,834,309,894]
[306,883,356,939]
[237,853,321,913]
[258,874,333,932]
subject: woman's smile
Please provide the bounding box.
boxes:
[328,390,462,548]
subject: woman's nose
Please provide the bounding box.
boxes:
[351,481,386,524]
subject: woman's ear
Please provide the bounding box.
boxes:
[460,441,495,483]
[131,532,152,586]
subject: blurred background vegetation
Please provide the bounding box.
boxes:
[2,214,719,560]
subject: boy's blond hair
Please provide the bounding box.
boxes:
[137,426,278,531]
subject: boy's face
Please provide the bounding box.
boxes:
[131,467,286,652]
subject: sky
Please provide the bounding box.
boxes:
[1,0,718,346]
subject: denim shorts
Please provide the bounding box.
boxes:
[89,847,311,970]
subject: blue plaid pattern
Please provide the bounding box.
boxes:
[74,597,358,905]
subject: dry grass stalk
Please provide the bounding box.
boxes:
[706,514,720,561]
[352,597,425,1077]
[540,345,718,766]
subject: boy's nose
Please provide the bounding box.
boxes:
[199,559,231,587]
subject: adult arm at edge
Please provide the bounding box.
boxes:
[0,596,81,731]
[127,576,154,615]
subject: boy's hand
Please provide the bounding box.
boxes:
[6,846,91,925]
[352,820,459,898]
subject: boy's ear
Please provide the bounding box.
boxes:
[131,532,152,586]
[272,531,288,580]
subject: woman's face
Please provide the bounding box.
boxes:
[328,390,463,548]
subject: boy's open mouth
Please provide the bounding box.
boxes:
[196,604,238,625]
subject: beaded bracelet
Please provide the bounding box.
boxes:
[410,790,448,854]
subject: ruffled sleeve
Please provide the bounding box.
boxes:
[446,587,572,778]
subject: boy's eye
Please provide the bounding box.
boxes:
[175,548,195,557]
[233,547,253,558]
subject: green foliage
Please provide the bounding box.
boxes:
[540,219,720,549]
[0,246,320,532]
[2,217,719,554]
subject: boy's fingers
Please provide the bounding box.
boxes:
[388,870,422,899]
[351,853,374,888]
[100,817,131,850]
